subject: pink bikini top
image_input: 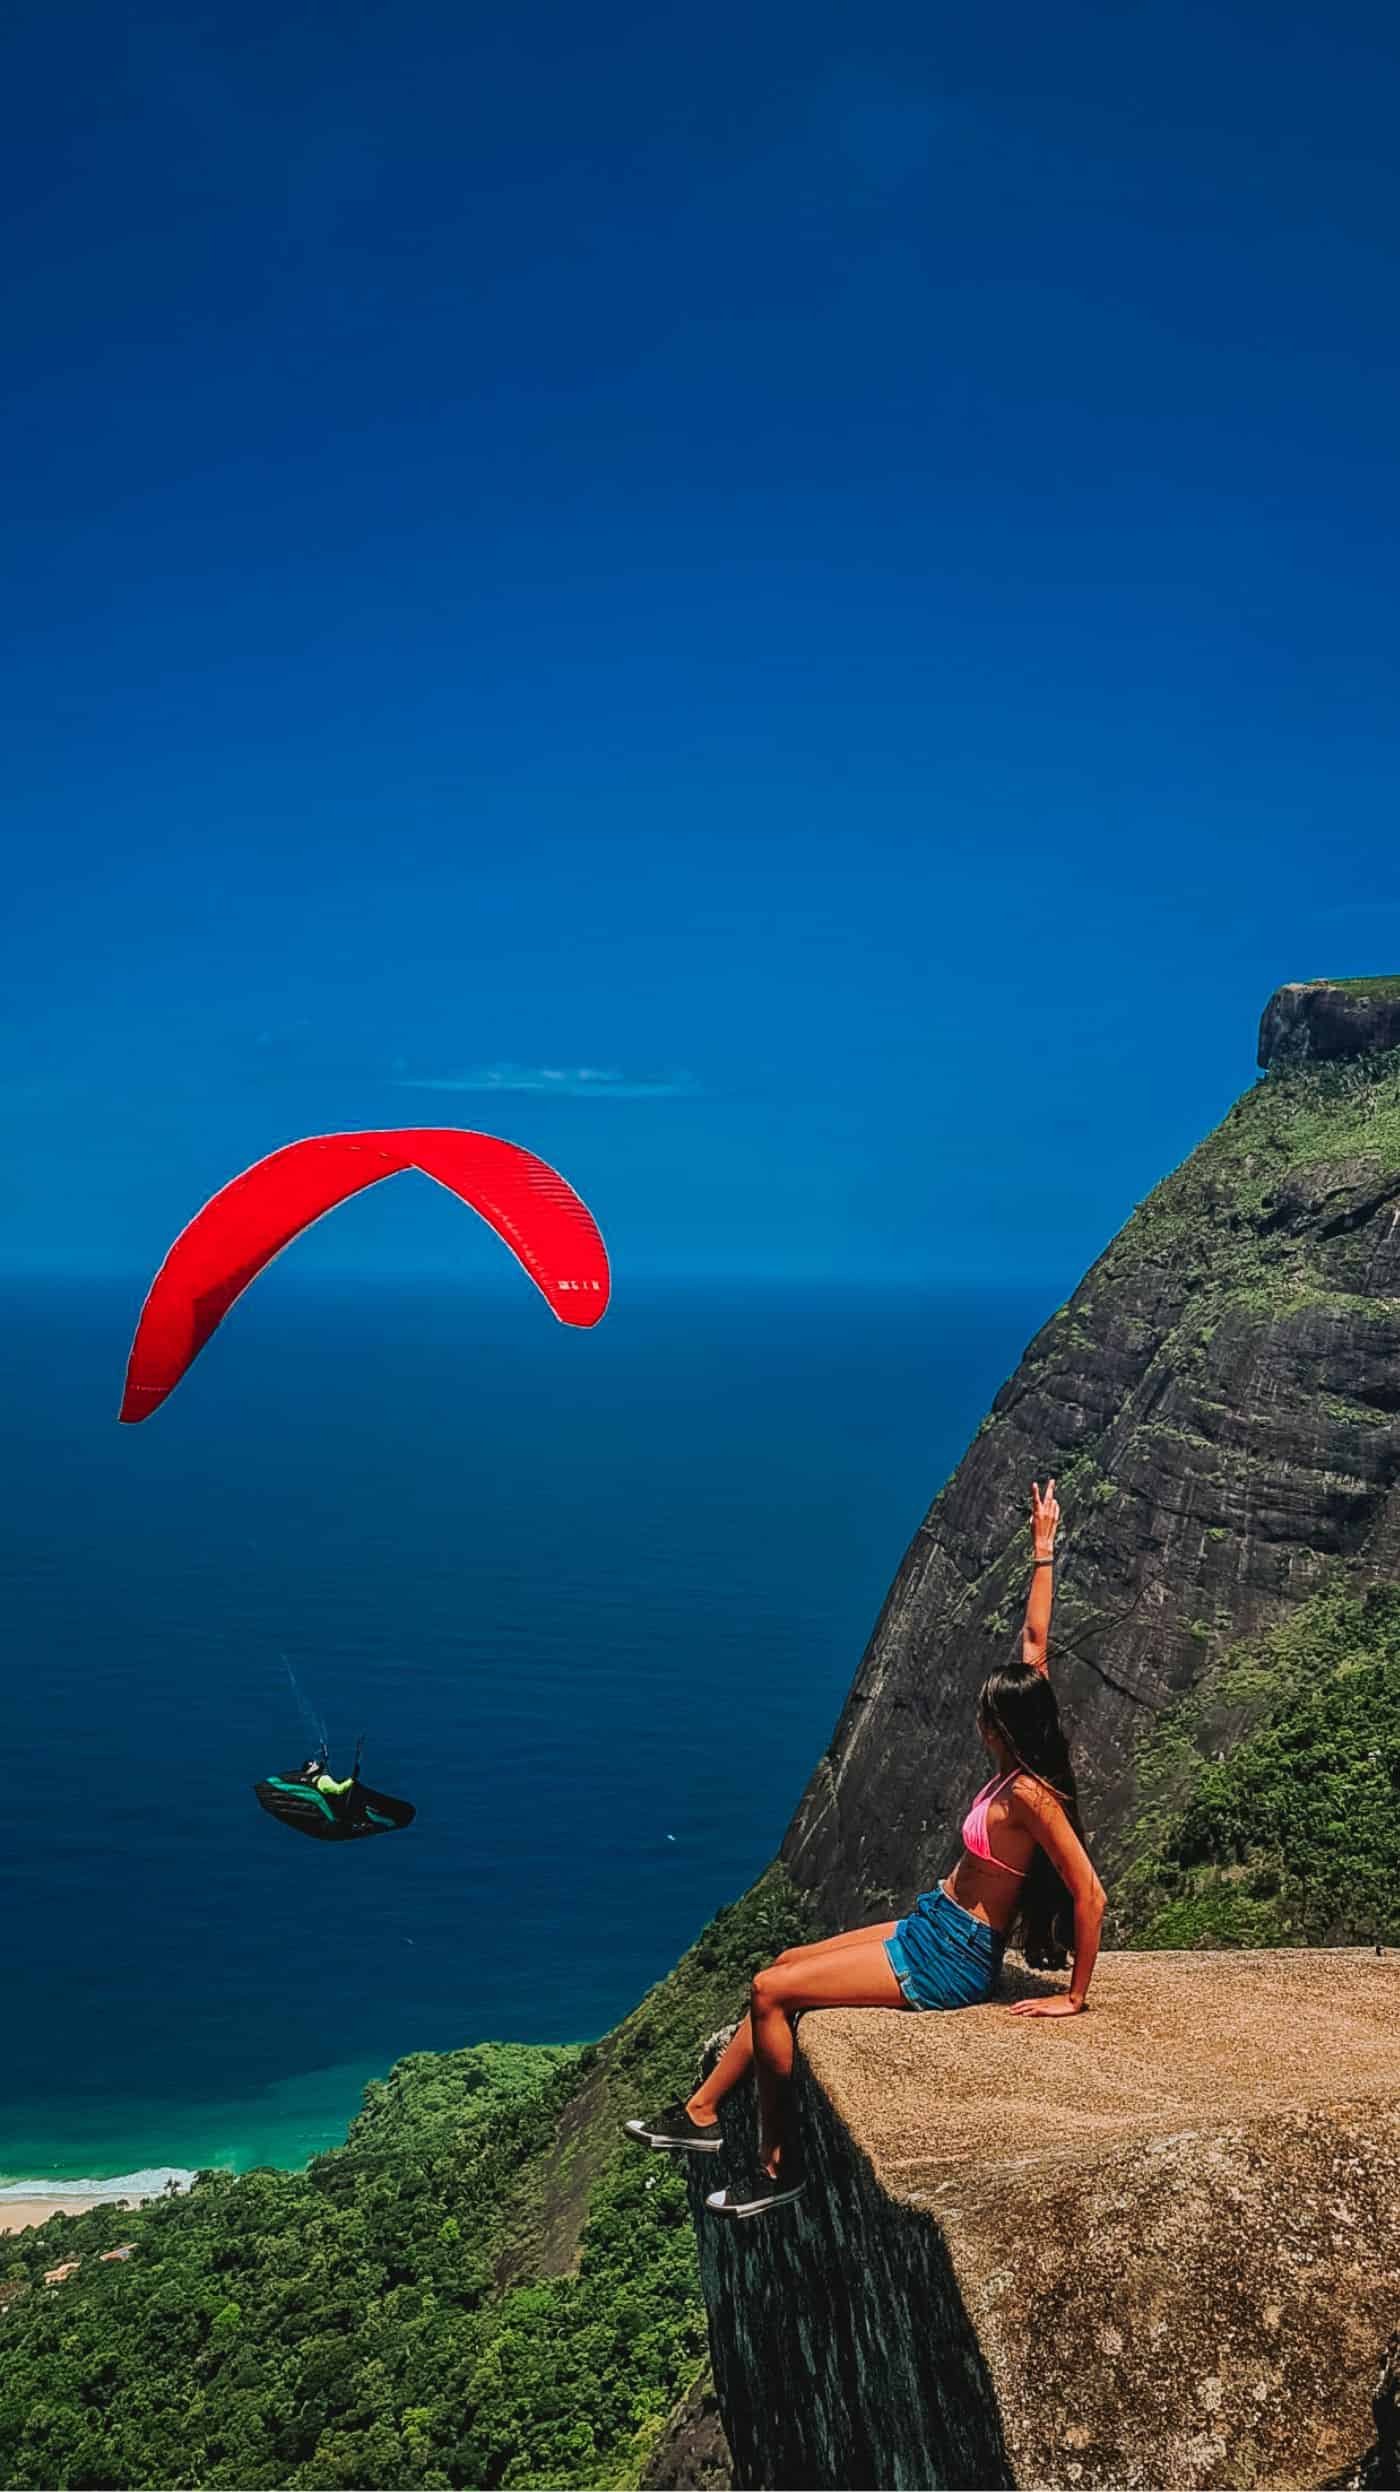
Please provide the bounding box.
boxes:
[961,1769,1027,1878]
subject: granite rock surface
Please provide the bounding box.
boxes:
[781,1013,1400,1924]
[1259,980,1400,1070]
[690,1951,1400,2491]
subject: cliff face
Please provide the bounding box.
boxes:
[782,982,1400,1927]
[689,1953,1400,2492]
[676,982,1400,2492]
[1259,978,1400,1069]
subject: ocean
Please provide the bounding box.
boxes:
[0,1269,1051,2182]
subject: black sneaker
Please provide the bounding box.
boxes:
[622,2101,722,2154]
[704,2167,807,2218]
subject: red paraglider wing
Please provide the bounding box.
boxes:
[119,1129,610,1423]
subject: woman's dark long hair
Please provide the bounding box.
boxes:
[975,1662,1087,1968]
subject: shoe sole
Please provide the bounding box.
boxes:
[705,2183,807,2218]
[622,2121,722,2153]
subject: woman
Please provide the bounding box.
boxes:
[624,1480,1105,2218]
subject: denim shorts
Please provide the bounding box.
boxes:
[884,1882,1005,2012]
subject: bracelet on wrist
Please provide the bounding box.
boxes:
[1033,1555,1055,1567]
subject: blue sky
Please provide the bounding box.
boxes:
[5,0,1399,1289]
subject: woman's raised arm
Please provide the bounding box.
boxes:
[1021,1477,1059,1675]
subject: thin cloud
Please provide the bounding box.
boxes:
[393,1063,702,1101]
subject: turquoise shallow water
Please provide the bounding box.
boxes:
[0,2063,386,2191]
[0,1270,1052,2181]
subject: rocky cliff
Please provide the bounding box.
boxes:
[781,978,1400,1929]
[1259,978,1400,1069]
[677,980,1400,2492]
[687,1953,1400,2492]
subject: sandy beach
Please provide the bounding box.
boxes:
[0,2196,131,2236]
[0,2170,195,2234]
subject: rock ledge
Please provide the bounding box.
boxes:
[693,1949,1400,2490]
[1258,978,1400,1068]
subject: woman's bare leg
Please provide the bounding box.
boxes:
[685,2019,754,2122]
[749,1940,905,2173]
[685,1923,898,2126]
[772,1920,901,1963]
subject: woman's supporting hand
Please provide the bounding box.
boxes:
[1007,1993,1086,2017]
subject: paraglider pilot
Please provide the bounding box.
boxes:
[302,1754,360,1818]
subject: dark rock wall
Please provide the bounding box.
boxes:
[684,2040,1011,2492]
[781,1039,1400,1927]
[1259,980,1400,1069]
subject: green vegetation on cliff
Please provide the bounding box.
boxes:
[1102,1042,1400,1303]
[1113,1584,1400,1949]
[0,1874,815,2490]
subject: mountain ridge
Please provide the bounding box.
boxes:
[781,987,1400,1928]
